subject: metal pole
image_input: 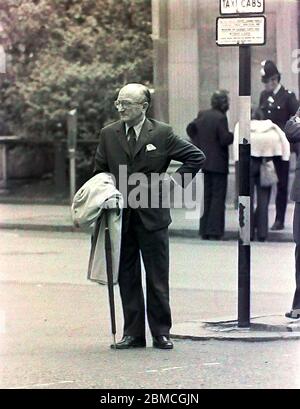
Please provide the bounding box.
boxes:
[0,45,6,74]
[238,45,251,328]
[67,109,77,203]
[69,148,76,202]
[2,145,8,189]
[54,141,67,194]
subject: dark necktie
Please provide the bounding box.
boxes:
[127,127,136,157]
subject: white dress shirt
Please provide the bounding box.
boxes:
[125,115,146,140]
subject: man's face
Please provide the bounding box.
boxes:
[219,96,229,113]
[115,87,148,124]
[264,75,279,93]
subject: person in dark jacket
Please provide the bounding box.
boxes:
[284,111,300,319]
[259,60,299,231]
[187,90,233,240]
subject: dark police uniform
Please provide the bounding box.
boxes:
[259,85,299,225]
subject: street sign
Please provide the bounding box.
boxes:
[220,0,264,15]
[216,16,266,46]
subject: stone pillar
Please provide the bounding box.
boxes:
[167,0,199,136]
[152,0,299,132]
[276,0,299,98]
[198,1,219,111]
[152,0,169,122]
[218,47,239,131]
[242,2,275,116]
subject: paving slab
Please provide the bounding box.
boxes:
[171,315,300,342]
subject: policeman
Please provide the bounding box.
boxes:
[259,60,299,231]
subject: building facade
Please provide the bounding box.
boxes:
[152,0,300,137]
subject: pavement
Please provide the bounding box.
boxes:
[0,202,297,344]
[171,315,300,342]
[0,202,295,241]
[1,230,300,388]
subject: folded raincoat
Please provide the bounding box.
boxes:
[71,173,123,285]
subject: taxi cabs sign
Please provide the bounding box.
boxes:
[216,16,266,47]
[220,0,264,15]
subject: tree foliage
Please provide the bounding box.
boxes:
[0,0,153,141]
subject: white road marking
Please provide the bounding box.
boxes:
[143,366,187,374]
[161,366,185,371]
[143,363,221,374]
[8,380,75,389]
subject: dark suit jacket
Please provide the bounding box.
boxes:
[285,117,300,202]
[93,118,205,231]
[186,108,233,174]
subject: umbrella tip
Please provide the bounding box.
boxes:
[112,334,117,350]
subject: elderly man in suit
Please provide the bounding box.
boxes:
[284,111,300,319]
[94,83,205,349]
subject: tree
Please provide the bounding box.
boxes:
[0,0,153,141]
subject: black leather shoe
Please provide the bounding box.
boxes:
[111,335,146,349]
[285,310,300,319]
[153,335,173,349]
[271,221,284,231]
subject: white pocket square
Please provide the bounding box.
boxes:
[146,144,157,152]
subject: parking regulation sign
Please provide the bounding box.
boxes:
[216,16,266,46]
[220,0,264,15]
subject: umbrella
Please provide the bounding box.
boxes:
[104,210,117,349]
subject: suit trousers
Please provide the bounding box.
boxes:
[292,203,300,309]
[273,157,289,225]
[200,171,227,238]
[118,210,172,337]
[250,157,272,240]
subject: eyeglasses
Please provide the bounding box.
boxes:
[114,100,143,109]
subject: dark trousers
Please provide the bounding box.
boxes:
[200,172,227,238]
[292,203,300,309]
[250,157,272,240]
[273,157,289,225]
[118,210,171,337]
